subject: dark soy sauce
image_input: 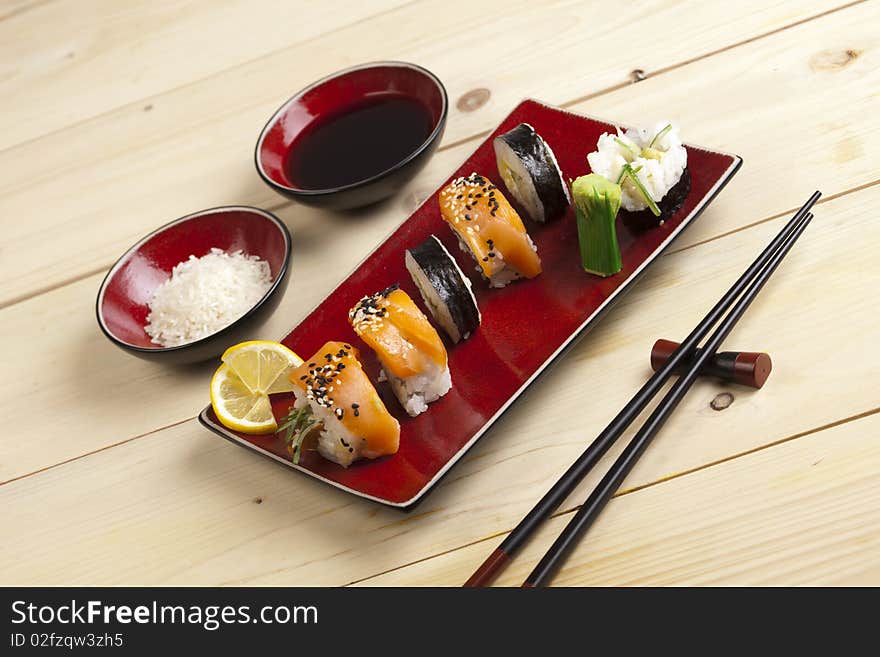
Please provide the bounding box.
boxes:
[285,94,434,190]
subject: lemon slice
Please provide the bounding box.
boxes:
[222,340,303,394]
[210,341,303,434]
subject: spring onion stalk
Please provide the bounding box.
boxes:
[649,123,673,148]
[613,136,639,159]
[616,163,642,185]
[571,174,623,277]
[621,164,661,216]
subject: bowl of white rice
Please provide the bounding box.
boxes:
[96,206,292,364]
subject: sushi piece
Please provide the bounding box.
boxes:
[586,121,688,223]
[571,174,623,277]
[439,173,542,288]
[405,235,481,343]
[493,123,570,223]
[286,341,400,468]
[349,285,451,417]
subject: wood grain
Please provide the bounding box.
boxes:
[1,0,877,478]
[0,0,852,306]
[1,188,876,584]
[0,0,411,151]
[356,412,880,586]
[580,0,879,253]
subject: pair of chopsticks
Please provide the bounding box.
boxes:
[465,191,821,587]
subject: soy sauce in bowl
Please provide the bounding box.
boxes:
[255,62,448,210]
[285,94,434,190]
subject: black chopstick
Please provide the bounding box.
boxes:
[464,191,821,587]
[522,210,814,586]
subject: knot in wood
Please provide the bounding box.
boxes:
[457,88,490,112]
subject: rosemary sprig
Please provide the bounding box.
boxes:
[278,404,317,465]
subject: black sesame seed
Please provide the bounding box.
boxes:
[351,403,359,408]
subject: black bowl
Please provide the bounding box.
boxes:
[255,61,447,211]
[96,206,292,365]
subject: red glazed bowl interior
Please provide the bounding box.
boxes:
[97,206,291,351]
[256,61,447,193]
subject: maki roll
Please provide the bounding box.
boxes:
[350,285,451,417]
[586,121,688,224]
[439,173,542,288]
[286,341,400,468]
[493,123,570,223]
[405,235,481,343]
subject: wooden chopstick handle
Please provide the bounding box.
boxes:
[463,548,509,587]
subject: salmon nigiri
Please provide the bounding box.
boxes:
[287,341,400,467]
[349,285,451,417]
[439,172,542,287]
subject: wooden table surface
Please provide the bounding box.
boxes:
[2,0,878,587]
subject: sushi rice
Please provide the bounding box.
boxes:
[349,286,452,417]
[586,121,687,213]
[291,387,365,467]
[386,360,451,417]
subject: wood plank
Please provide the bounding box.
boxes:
[356,412,880,586]
[0,0,48,21]
[0,0,850,306]
[1,187,876,584]
[0,0,411,151]
[1,0,877,478]
[581,0,879,253]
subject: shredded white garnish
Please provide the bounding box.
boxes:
[145,248,272,347]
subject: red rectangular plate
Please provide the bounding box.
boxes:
[199,99,741,509]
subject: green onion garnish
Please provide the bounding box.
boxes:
[621,164,661,216]
[615,164,642,185]
[613,136,639,159]
[649,123,673,149]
